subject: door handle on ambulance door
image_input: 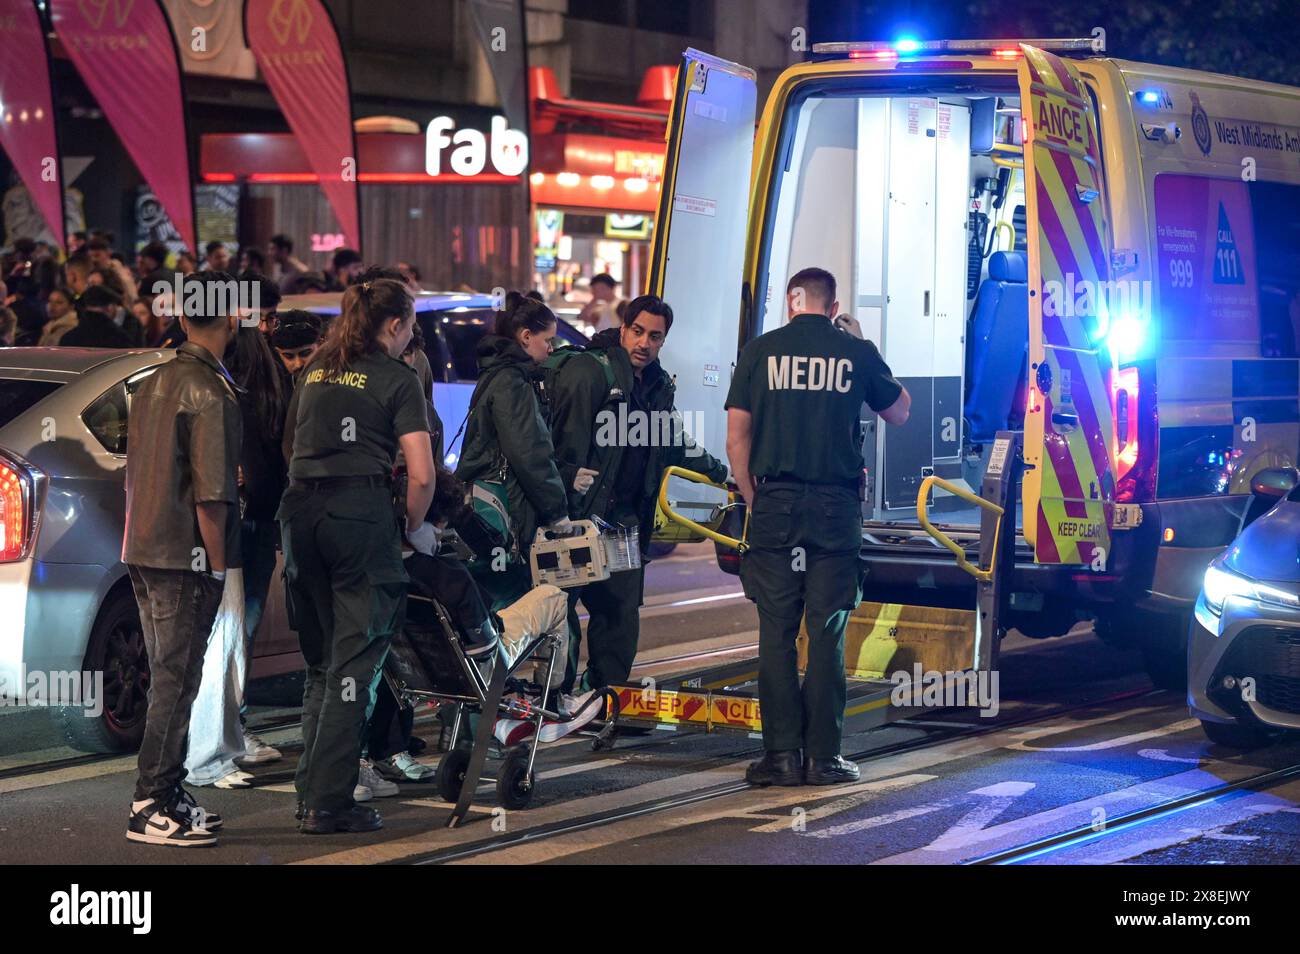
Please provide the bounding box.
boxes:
[1051,412,1079,430]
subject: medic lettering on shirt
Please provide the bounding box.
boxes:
[766,355,853,393]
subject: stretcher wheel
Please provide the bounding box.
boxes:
[435,745,472,803]
[496,746,536,810]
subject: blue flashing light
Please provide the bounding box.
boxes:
[1107,314,1146,362]
[1137,90,1161,106]
[895,37,920,54]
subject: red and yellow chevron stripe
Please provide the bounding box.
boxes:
[1020,44,1116,566]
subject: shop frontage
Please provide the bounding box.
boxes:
[528,65,672,315]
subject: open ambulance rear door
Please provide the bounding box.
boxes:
[648,49,757,463]
[1018,43,1118,566]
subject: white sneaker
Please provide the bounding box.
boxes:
[358,758,399,797]
[377,752,436,782]
[237,732,282,765]
[354,783,374,802]
[126,797,217,847]
[558,690,598,719]
[212,769,255,790]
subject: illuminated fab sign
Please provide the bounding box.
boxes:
[425,115,528,177]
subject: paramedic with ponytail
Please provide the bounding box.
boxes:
[455,291,571,609]
[278,278,436,834]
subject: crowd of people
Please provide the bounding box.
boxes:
[0,228,721,845]
[0,230,392,349]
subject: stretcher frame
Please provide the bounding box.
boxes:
[387,590,619,827]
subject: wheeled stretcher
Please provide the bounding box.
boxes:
[384,553,619,828]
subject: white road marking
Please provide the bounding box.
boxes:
[1138,747,1202,764]
[748,774,937,833]
[924,782,1036,852]
[872,763,1296,864]
[1005,718,1199,752]
[1200,832,1258,842]
[538,759,622,781]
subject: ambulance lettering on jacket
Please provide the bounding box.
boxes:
[304,368,369,389]
[767,355,853,392]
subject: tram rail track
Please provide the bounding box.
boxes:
[967,760,1300,865]
[408,685,1165,864]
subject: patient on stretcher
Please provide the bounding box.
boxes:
[402,549,569,689]
[403,466,568,689]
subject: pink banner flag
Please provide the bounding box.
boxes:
[50,0,195,251]
[0,0,65,247]
[244,0,360,250]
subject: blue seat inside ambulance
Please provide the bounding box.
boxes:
[964,250,1028,444]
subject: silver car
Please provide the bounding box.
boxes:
[1189,467,1300,748]
[0,348,301,752]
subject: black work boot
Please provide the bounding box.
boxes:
[745,750,804,786]
[804,754,860,785]
[299,805,383,834]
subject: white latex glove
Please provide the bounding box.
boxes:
[833,313,864,339]
[546,516,577,536]
[407,521,440,556]
[573,467,599,493]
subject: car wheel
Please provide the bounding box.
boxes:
[54,587,150,753]
[1200,718,1273,750]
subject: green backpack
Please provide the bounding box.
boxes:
[448,367,517,562]
[542,346,620,410]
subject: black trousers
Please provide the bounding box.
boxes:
[365,677,413,762]
[563,565,646,691]
[279,484,407,812]
[128,566,224,803]
[739,481,862,759]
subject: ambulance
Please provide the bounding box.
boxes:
[648,38,1300,687]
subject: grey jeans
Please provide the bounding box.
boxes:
[128,565,224,803]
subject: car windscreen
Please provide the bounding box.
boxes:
[0,378,64,427]
[420,308,591,383]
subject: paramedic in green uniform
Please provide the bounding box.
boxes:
[725,267,910,786]
[278,279,436,833]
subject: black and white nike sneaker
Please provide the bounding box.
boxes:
[174,786,223,831]
[126,797,218,847]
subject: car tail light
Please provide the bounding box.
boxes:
[0,450,44,563]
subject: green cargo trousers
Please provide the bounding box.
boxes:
[739,480,863,759]
[278,481,407,813]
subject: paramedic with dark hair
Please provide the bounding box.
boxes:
[725,267,910,787]
[278,278,436,834]
[547,294,728,692]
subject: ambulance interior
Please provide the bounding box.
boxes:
[757,85,1028,529]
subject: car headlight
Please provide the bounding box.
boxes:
[1202,563,1299,616]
